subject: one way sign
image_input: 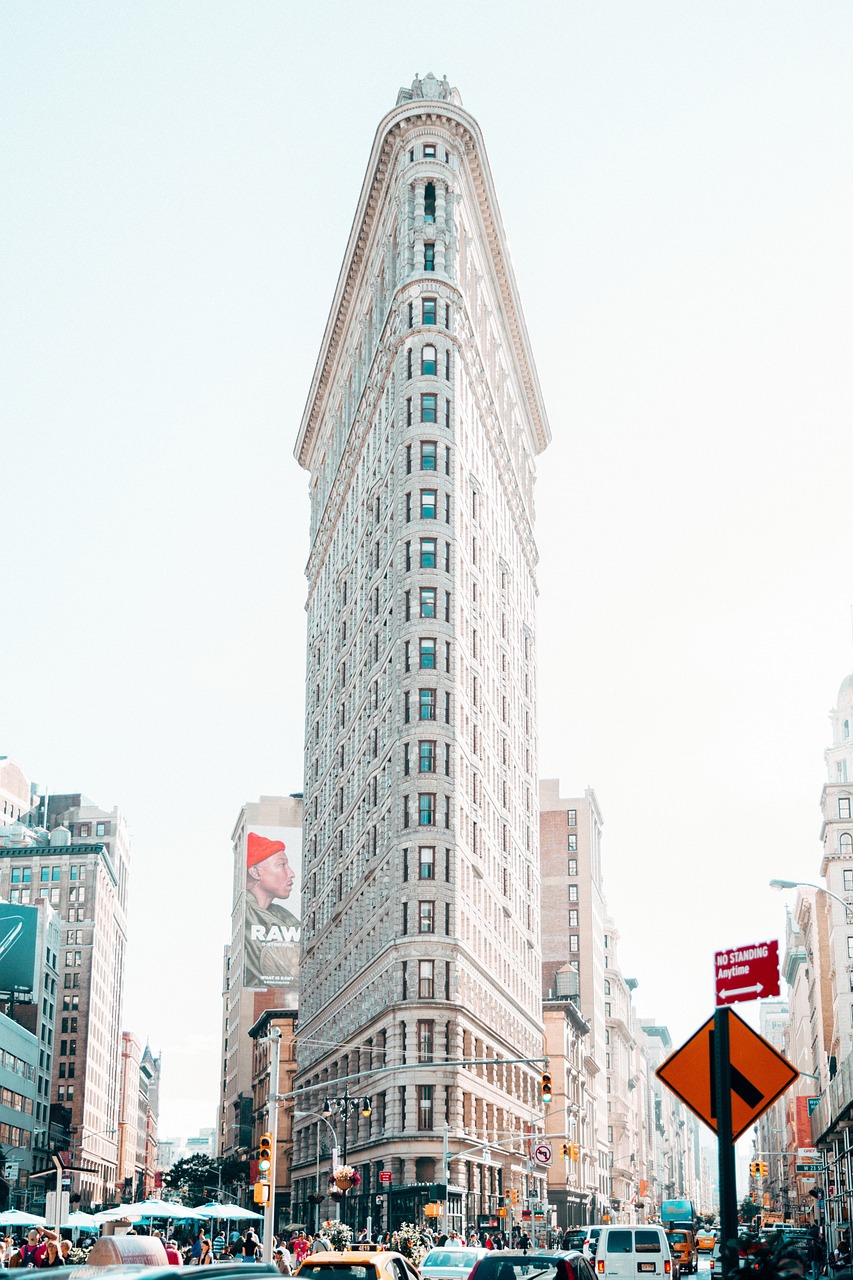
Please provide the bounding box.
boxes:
[655,1007,798,1142]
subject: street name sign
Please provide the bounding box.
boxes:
[797,1164,824,1173]
[655,1007,798,1141]
[715,940,780,1005]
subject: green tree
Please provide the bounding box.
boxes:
[162,1155,221,1205]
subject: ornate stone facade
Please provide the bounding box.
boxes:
[291,76,550,1232]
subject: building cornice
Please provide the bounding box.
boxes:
[295,97,550,471]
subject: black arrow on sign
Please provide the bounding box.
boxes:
[709,1028,764,1116]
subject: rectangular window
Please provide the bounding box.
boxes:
[419,847,435,879]
[420,587,436,617]
[419,689,436,720]
[569,935,579,953]
[841,798,852,820]
[421,441,437,470]
[568,859,577,876]
[418,1083,434,1129]
[419,741,436,773]
[847,936,853,960]
[418,960,435,998]
[95,822,106,837]
[845,870,853,892]
[420,489,437,519]
[568,834,577,851]
[445,350,451,380]
[424,243,435,272]
[419,901,435,933]
[40,868,49,883]
[423,144,436,159]
[419,794,435,826]
[420,639,436,669]
[423,298,436,325]
[568,884,578,902]
[418,1019,435,1062]
[404,691,411,723]
[567,809,577,827]
[421,393,437,423]
[406,397,412,427]
[569,910,579,927]
[420,537,437,568]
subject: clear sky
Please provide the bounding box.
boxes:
[2,2,852,1147]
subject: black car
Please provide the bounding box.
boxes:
[469,1251,595,1280]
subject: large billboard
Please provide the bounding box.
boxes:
[242,824,302,1000]
[0,902,39,995]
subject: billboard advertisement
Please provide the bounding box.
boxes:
[0,902,39,994]
[242,824,302,1001]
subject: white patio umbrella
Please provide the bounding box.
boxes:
[96,1199,204,1224]
[60,1211,100,1231]
[0,1209,49,1227]
[194,1203,263,1221]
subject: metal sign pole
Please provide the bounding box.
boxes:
[713,1007,739,1275]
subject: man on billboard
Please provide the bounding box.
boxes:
[244,832,300,992]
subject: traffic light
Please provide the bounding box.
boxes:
[759,1161,768,1177]
[253,1181,270,1204]
[570,1143,580,1162]
[749,1161,759,1176]
[258,1131,273,1182]
[562,1143,570,1160]
[541,1071,552,1103]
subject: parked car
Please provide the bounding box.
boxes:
[666,1230,698,1275]
[421,1249,490,1280]
[561,1233,590,1254]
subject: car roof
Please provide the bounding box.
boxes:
[300,1253,408,1264]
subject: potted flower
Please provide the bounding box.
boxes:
[329,1164,362,1192]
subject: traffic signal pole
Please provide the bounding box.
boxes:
[713,1007,739,1277]
[263,1031,281,1264]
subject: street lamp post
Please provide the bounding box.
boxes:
[322,1091,371,1227]
[294,1111,340,1232]
[770,879,853,924]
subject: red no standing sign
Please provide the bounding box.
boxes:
[715,939,780,1006]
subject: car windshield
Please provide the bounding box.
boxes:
[424,1253,483,1269]
[298,1268,375,1280]
[472,1256,567,1280]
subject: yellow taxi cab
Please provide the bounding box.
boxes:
[695,1230,717,1253]
[296,1249,421,1280]
[665,1230,698,1275]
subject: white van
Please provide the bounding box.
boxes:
[594,1226,673,1280]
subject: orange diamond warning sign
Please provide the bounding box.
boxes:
[655,1007,798,1142]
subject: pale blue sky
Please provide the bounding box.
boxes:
[2,3,852,1144]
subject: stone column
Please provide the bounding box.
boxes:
[435,183,448,275]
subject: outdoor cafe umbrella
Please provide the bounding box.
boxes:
[0,1209,49,1227]
[60,1211,99,1231]
[96,1199,210,1225]
[194,1203,263,1221]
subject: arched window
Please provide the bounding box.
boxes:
[422,345,436,376]
[840,833,853,858]
[424,182,436,222]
